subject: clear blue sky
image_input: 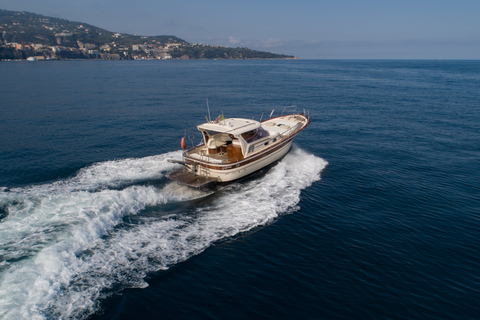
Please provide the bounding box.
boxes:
[2,0,480,59]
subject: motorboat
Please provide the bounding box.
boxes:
[166,107,311,188]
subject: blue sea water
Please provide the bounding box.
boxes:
[0,59,479,319]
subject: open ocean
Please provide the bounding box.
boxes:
[0,59,479,319]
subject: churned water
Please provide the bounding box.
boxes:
[0,60,479,319]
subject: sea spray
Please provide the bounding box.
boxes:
[0,147,327,319]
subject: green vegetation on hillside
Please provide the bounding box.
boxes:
[0,9,296,60]
[171,44,292,59]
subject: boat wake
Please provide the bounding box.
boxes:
[0,147,327,320]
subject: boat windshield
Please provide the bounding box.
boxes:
[242,127,270,143]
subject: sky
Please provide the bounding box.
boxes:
[2,0,480,59]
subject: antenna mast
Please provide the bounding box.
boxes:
[206,98,212,122]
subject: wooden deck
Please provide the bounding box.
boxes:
[165,168,217,188]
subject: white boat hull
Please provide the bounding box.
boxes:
[203,140,293,182]
[167,111,310,188]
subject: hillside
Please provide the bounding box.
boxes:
[0,9,296,60]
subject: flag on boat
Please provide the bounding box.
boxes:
[216,112,224,123]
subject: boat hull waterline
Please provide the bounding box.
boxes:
[166,111,311,188]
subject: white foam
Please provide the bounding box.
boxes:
[5,150,182,195]
[159,182,215,202]
[0,147,327,319]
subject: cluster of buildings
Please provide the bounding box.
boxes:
[0,35,183,60]
[0,11,261,61]
[125,41,182,60]
[0,11,209,61]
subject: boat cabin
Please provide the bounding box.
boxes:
[196,118,274,161]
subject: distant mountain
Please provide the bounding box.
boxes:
[0,9,296,60]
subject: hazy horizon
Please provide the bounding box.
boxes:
[2,1,480,59]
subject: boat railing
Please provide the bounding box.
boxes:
[280,121,302,138]
[251,105,300,123]
[280,105,298,116]
[183,127,204,150]
[180,106,307,154]
[301,108,310,119]
[185,149,241,165]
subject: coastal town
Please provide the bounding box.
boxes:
[0,9,294,61]
[1,32,188,61]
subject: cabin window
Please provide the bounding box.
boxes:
[241,130,256,141]
[242,127,270,143]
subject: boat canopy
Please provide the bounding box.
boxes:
[197,118,260,136]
